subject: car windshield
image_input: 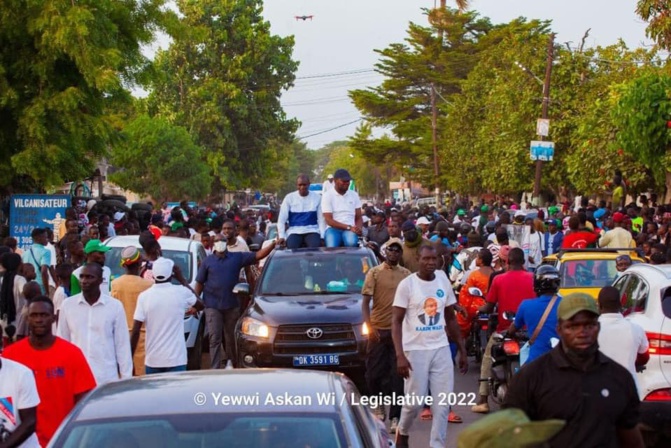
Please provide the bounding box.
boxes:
[58,414,348,448]
[559,259,618,288]
[105,248,192,284]
[260,253,375,295]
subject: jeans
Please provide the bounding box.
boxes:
[205,307,241,369]
[365,330,404,420]
[286,233,321,249]
[145,365,186,374]
[398,346,454,448]
[479,334,497,397]
[324,228,359,247]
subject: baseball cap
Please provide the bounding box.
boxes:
[457,209,466,216]
[457,408,565,448]
[113,211,125,222]
[416,216,430,225]
[401,220,416,232]
[152,257,174,282]
[327,174,334,179]
[557,293,599,321]
[333,168,351,181]
[548,206,559,215]
[120,246,141,267]
[612,212,625,223]
[384,237,403,251]
[481,205,489,212]
[84,239,110,254]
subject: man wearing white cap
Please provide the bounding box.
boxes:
[322,174,334,193]
[131,257,204,374]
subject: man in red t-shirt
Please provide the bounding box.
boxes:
[471,248,534,414]
[3,296,96,447]
[561,216,598,249]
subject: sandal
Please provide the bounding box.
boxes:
[448,410,463,423]
[420,408,433,420]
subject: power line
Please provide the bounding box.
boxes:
[282,96,352,107]
[297,118,363,139]
[295,68,375,80]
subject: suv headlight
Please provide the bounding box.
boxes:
[241,317,269,338]
[361,322,370,337]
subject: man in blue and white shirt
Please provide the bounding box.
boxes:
[277,174,326,249]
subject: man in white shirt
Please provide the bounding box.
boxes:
[597,286,649,394]
[58,263,133,385]
[0,355,40,448]
[131,257,204,374]
[321,169,364,247]
[277,174,325,249]
[322,174,334,193]
[391,245,468,448]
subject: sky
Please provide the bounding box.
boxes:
[261,0,650,149]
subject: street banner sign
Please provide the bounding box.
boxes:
[10,194,71,250]
[530,141,555,161]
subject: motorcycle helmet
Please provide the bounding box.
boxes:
[534,265,560,295]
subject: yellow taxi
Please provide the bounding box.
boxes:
[541,249,645,300]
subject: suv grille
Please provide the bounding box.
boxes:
[274,324,357,355]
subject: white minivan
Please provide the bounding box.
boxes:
[613,264,671,443]
[103,235,207,370]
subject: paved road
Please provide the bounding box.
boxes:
[386,358,488,447]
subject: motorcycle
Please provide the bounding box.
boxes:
[481,311,528,405]
[465,287,489,363]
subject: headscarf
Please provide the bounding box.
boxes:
[0,252,22,323]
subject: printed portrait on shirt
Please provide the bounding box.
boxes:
[417,297,441,326]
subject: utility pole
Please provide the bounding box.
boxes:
[532,33,555,204]
[431,83,440,206]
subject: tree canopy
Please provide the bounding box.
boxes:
[110,115,212,202]
[147,0,299,192]
[0,0,175,192]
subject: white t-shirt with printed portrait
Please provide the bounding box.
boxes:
[393,270,456,351]
[0,358,40,448]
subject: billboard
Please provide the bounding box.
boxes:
[9,195,71,250]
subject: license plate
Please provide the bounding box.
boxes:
[293,355,340,367]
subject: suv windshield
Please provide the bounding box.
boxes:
[559,259,618,288]
[105,247,192,284]
[260,253,375,295]
[58,414,348,448]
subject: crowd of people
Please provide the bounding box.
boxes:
[0,169,663,447]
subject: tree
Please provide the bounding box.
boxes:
[349,8,493,187]
[0,0,175,191]
[258,140,316,197]
[110,115,211,202]
[321,142,391,199]
[147,0,299,191]
[611,71,671,200]
[637,0,671,50]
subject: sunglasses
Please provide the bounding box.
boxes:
[386,246,402,253]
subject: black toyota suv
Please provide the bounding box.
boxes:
[235,247,377,382]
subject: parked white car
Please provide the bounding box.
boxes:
[613,264,671,442]
[103,235,207,370]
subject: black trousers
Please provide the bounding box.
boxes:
[365,329,404,419]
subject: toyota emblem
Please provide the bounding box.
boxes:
[306,327,323,339]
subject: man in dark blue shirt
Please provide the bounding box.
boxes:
[195,240,276,368]
[508,265,561,364]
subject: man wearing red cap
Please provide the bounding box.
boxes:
[599,212,634,249]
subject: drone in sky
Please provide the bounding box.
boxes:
[295,15,314,21]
